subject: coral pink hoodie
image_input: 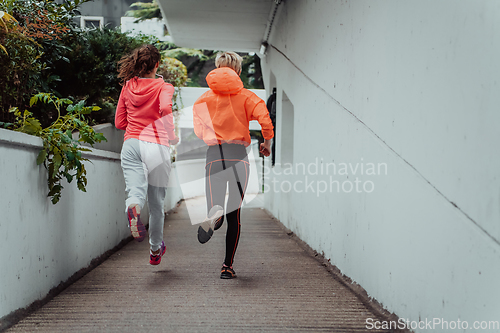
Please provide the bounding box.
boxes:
[115,77,175,146]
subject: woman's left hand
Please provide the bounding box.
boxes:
[169,136,180,145]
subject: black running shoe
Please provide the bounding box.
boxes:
[220,266,237,279]
[198,205,224,244]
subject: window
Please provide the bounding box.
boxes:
[80,16,104,29]
[280,91,294,165]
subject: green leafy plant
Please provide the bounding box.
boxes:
[0,10,17,54]
[157,56,188,161]
[240,54,264,89]
[6,93,106,204]
[126,0,162,23]
[158,56,188,110]
[52,28,159,124]
[0,7,46,123]
[0,0,90,124]
[161,45,208,62]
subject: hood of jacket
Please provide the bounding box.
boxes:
[124,77,165,107]
[206,67,244,95]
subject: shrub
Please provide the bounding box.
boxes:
[0,10,45,123]
[51,28,158,124]
[0,0,88,125]
[5,93,106,204]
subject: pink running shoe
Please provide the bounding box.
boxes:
[149,241,166,265]
[127,204,146,242]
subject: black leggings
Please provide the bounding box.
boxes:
[205,144,249,267]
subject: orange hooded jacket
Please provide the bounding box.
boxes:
[193,67,274,147]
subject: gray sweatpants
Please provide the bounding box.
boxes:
[120,139,171,251]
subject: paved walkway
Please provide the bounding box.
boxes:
[6,197,400,333]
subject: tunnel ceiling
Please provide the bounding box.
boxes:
[157,0,274,53]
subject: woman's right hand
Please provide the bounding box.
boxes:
[260,139,271,157]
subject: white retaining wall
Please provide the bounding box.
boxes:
[0,125,183,319]
[75,123,125,154]
[0,128,129,319]
[261,1,500,331]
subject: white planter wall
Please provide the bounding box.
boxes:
[0,128,129,319]
[261,0,500,331]
[75,123,125,154]
[0,119,191,319]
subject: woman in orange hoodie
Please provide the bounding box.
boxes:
[193,51,274,279]
[115,44,179,265]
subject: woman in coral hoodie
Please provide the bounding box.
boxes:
[115,44,179,265]
[193,51,274,279]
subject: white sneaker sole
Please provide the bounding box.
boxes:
[198,205,224,244]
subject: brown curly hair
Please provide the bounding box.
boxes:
[117,44,161,84]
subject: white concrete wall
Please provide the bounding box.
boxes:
[261,0,500,331]
[73,123,124,154]
[0,128,129,319]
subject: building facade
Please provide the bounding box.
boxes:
[159,1,500,331]
[77,0,137,29]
